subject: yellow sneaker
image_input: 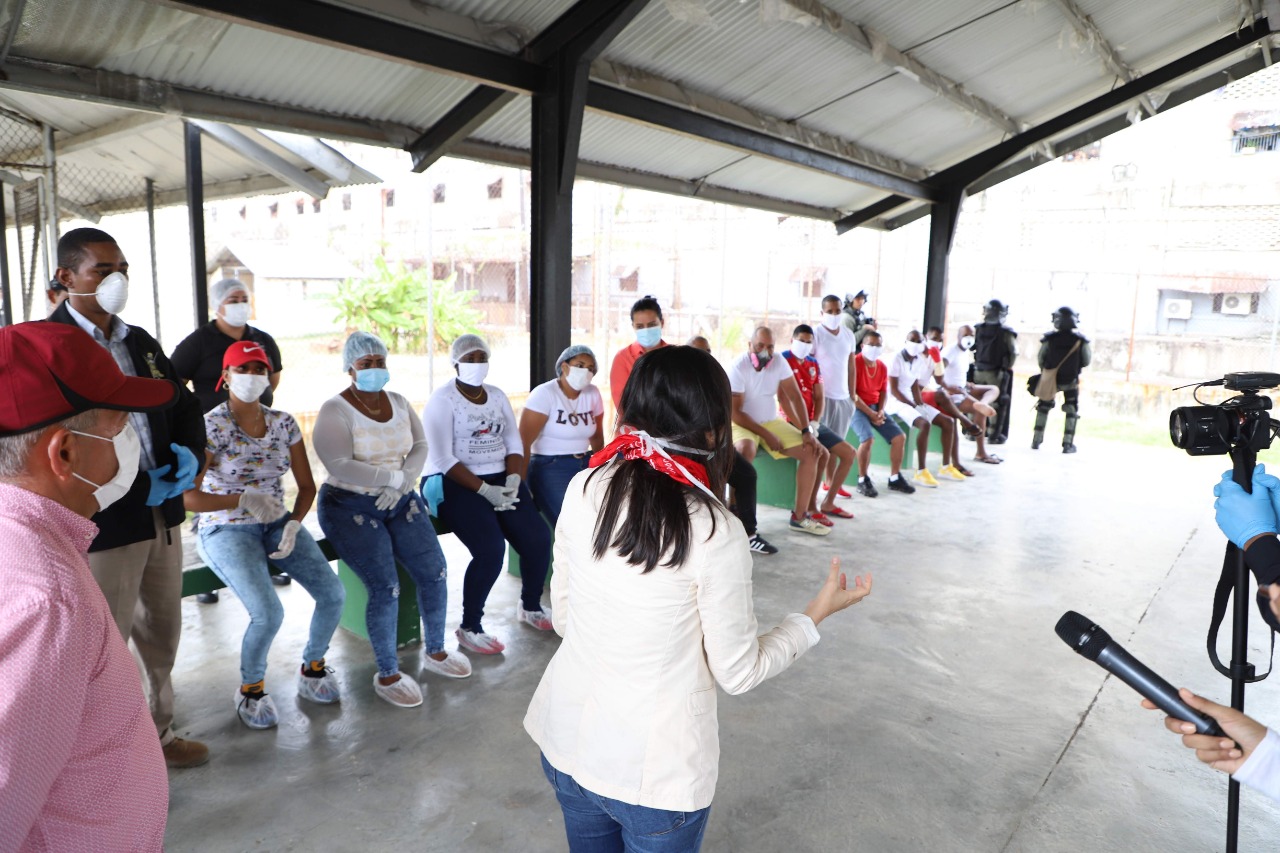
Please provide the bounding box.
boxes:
[938,465,966,482]
[912,468,939,488]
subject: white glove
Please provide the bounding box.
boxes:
[269,520,301,560]
[239,491,287,523]
[386,469,406,491]
[478,481,519,511]
[504,473,521,494]
[374,486,403,511]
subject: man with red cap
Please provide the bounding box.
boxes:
[0,321,178,850]
[48,227,209,768]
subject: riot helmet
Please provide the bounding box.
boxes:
[982,299,1008,322]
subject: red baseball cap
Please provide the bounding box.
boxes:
[216,340,272,390]
[0,322,177,437]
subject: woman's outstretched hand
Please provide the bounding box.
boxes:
[804,557,872,627]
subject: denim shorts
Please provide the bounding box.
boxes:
[850,407,905,444]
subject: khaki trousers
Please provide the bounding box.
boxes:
[89,508,183,745]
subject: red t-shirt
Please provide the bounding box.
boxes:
[855,353,887,407]
[782,351,821,421]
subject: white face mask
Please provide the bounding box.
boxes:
[457,362,489,386]
[861,345,883,361]
[905,340,925,357]
[222,301,251,327]
[71,422,140,513]
[565,365,594,391]
[791,340,813,359]
[960,335,976,351]
[820,313,842,331]
[228,372,270,403]
[72,271,129,315]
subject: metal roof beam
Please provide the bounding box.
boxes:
[587,73,934,200]
[258,129,381,184]
[0,112,170,166]
[408,87,516,172]
[188,119,330,198]
[88,173,298,217]
[161,0,543,92]
[1048,0,1160,117]
[0,57,417,148]
[777,0,1023,136]
[450,139,843,222]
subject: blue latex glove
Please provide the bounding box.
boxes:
[144,464,172,506]
[1213,465,1279,549]
[143,445,200,507]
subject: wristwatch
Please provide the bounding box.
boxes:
[807,422,820,437]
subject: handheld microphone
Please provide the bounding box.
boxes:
[1055,611,1225,737]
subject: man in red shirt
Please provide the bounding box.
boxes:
[780,324,855,525]
[850,331,912,496]
[609,295,669,412]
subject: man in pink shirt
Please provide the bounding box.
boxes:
[0,322,179,851]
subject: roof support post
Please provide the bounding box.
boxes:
[923,187,963,332]
[528,0,652,386]
[184,121,208,329]
[0,189,11,327]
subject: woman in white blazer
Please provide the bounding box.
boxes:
[524,345,872,852]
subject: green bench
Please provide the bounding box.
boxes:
[182,516,453,650]
[750,418,943,510]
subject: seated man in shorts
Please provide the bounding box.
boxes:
[729,326,829,536]
[850,331,913,496]
[781,325,856,526]
[885,330,961,488]
[927,326,1001,465]
[919,329,981,478]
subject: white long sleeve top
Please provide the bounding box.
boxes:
[524,465,820,812]
[312,392,428,495]
[423,382,523,477]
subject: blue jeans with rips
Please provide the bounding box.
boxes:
[197,516,345,685]
[541,754,711,853]
[317,485,449,677]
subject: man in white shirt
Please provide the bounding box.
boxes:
[927,325,1001,465]
[729,327,829,536]
[812,295,858,498]
[885,330,962,488]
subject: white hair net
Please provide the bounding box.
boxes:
[450,334,490,364]
[555,344,596,374]
[211,278,249,307]
[343,330,388,371]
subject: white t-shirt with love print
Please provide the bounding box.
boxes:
[525,379,603,456]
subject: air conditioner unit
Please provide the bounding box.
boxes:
[1221,293,1254,316]
[1165,298,1192,320]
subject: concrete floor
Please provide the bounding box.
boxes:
[163,427,1280,852]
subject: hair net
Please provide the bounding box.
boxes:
[343,330,388,371]
[451,333,490,364]
[211,278,249,307]
[555,344,596,374]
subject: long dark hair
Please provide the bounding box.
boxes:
[589,346,733,573]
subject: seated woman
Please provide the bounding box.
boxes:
[423,334,552,655]
[518,344,605,528]
[314,331,469,710]
[185,341,345,730]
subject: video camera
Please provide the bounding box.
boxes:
[1169,372,1280,456]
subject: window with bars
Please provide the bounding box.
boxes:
[433,183,446,203]
[487,178,503,200]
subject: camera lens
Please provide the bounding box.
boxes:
[1170,406,1232,455]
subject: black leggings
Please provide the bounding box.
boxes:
[728,451,758,536]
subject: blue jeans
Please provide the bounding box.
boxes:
[317,485,449,677]
[437,473,551,632]
[197,516,345,685]
[541,754,711,853]
[528,453,589,526]
[850,406,905,444]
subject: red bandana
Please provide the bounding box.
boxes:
[589,433,712,493]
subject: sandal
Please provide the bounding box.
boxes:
[975,454,1002,464]
[956,465,976,477]
[820,506,854,519]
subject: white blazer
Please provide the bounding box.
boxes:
[523,465,820,812]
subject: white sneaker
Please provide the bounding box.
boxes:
[372,672,423,708]
[236,689,279,729]
[456,627,506,655]
[517,605,555,631]
[421,650,472,679]
[296,663,341,704]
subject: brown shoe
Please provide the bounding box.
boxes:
[162,737,210,769]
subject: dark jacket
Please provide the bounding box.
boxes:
[1038,329,1091,386]
[973,322,1018,372]
[48,303,206,551]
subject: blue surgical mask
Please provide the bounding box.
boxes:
[354,368,390,392]
[635,326,662,348]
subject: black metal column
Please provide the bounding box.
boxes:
[0,189,10,326]
[923,187,963,331]
[184,122,208,328]
[146,178,162,343]
[529,53,587,386]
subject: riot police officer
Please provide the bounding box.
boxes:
[1033,306,1091,453]
[841,290,875,349]
[972,299,1018,444]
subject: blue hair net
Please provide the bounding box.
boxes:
[343,330,388,371]
[555,344,596,374]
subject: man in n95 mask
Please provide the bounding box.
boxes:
[0,321,182,849]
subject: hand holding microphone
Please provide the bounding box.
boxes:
[1140,689,1266,776]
